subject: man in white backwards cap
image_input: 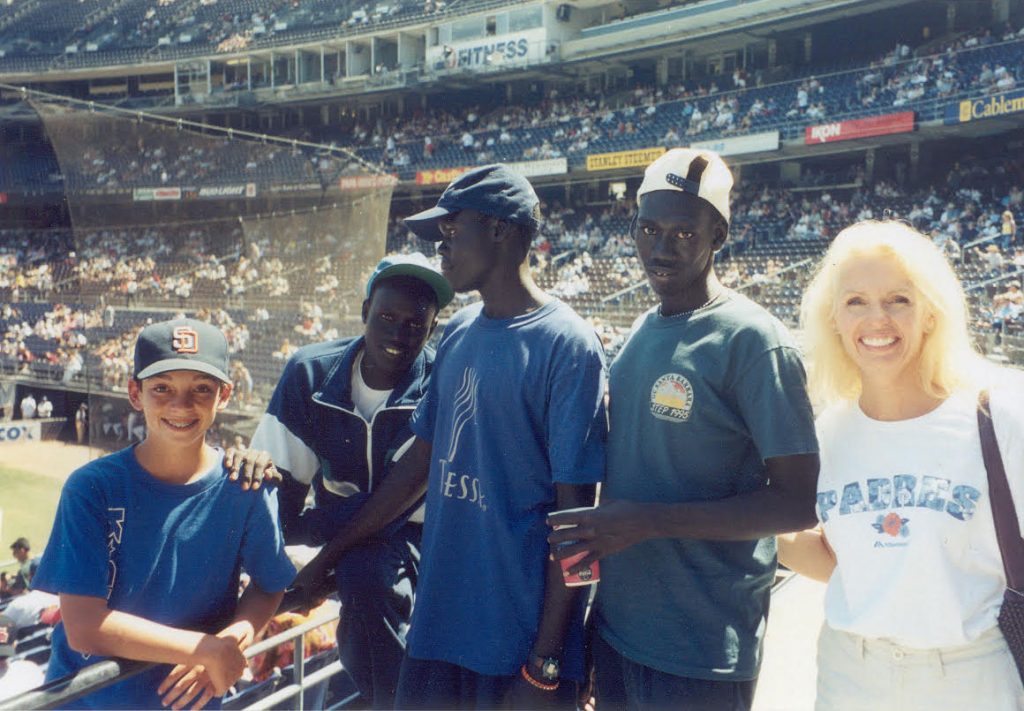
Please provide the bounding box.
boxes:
[549,149,820,710]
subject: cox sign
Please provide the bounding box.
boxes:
[0,421,40,442]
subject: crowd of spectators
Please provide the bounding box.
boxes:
[4,21,1024,198]
[0,0,452,68]
[268,23,1024,179]
[1,303,99,383]
[63,130,328,192]
[2,18,1024,408]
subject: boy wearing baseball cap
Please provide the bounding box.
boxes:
[32,318,295,710]
[548,149,819,710]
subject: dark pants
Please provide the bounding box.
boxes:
[591,633,756,711]
[395,656,577,710]
[304,497,420,710]
[334,530,419,710]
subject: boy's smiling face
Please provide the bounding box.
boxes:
[128,370,232,447]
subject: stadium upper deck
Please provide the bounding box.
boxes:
[2,21,1023,197]
[0,0,922,90]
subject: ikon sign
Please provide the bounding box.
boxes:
[805,112,915,145]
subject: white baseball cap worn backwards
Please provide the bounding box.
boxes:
[637,148,734,224]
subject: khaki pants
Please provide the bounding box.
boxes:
[816,623,1024,711]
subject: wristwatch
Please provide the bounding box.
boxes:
[530,654,561,682]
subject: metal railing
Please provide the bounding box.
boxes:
[966,269,1022,293]
[1,589,351,711]
[735,257,814,293]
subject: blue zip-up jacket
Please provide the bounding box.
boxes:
[251,336,433,540]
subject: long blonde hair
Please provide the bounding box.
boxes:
[800,220,988,405]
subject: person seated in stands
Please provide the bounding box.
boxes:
[942,235,963,264]
[231,361,254,409]
[990,290,1021,343]
[0,615,45,704]
[1,587,58,629]
[32,318,295,710]
[1000,281,1024,309]
[244,550,340,708]
[249,253,451,710]
[15,344,33,377]
[272,338,297,360]
[0,539,37,599]
[980,243,1006,275]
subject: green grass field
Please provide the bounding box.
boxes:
[0,464,62,574]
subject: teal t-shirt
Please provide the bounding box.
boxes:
[596,291,818,681]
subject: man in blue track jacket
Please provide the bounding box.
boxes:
[250,252,453,710]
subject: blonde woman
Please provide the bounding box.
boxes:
[779,220,1024,710]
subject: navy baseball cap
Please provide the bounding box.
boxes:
[404,164,541,241]
[366,252,454,309]
[134,318,231,383]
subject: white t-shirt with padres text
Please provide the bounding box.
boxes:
[816,378,1024,649]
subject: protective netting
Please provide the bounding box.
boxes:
[25,99,394,449]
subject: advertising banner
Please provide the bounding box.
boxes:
[0,420,41,443]
[426,28,546,71]
[586,147,666,172]
[945,89,1024,124]
[416,167,470,186]
[804,112,915,144]
[132,187,182,201]
[268,182,322,193]
[507,158,568,178]
[339,174,400,191]
[690,130,780,156]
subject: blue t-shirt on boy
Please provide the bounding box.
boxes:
[33,446,296,710]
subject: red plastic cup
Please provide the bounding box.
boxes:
[553,506,600,587]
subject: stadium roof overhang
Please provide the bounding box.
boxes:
[0,0,924,108]
[557,0,921,73]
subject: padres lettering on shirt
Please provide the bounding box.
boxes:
[815,392,1012,648]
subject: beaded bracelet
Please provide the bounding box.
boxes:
[519,664,560,692]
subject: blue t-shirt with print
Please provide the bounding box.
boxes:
[596,292,818,682]
[33,446,296,710]
[408,299,607,680]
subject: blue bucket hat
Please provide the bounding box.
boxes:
[404,164,541,241]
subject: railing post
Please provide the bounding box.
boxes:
[294,630,306,711]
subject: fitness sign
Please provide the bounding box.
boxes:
[426,28,546,71]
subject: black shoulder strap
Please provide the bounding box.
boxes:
[977,389,1024,592]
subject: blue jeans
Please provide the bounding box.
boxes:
[592,632,756,711]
